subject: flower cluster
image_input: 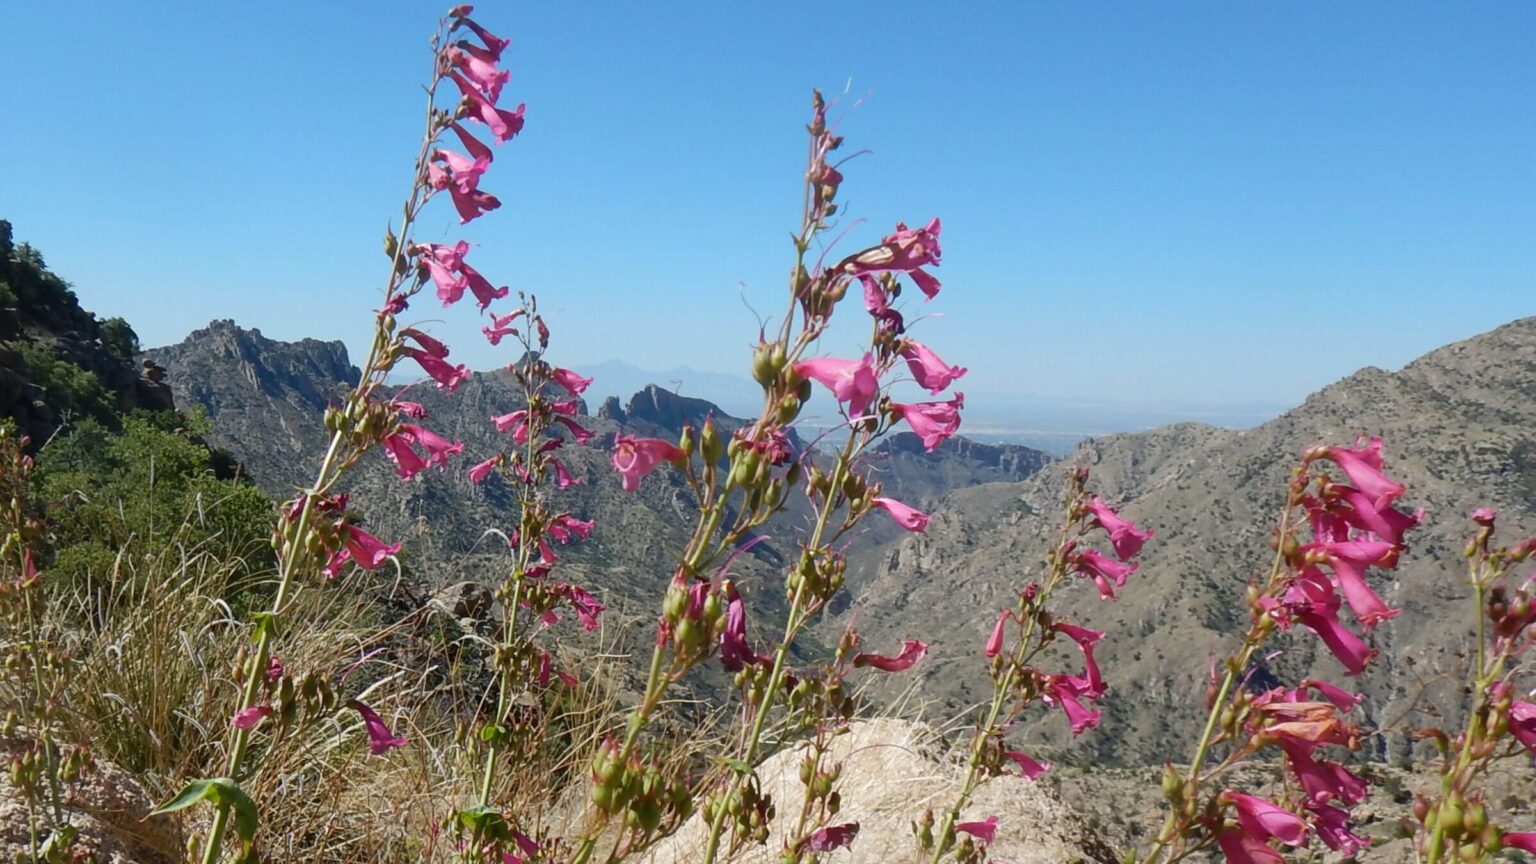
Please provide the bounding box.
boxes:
[1138,437,1417,864]
[920,467,1152,864]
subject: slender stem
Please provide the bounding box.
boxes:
[699,436,856,864]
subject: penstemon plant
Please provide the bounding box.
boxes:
[569,90,968,864]
[919,466,1152,864]
[454,292,605,862]
[1408,509,1536,862]
[152,6,525,861]
[1131,438,1417,864]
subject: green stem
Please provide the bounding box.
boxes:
[699,438,855,864]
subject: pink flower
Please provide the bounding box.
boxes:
[861,275,905,333]
[804,823,860,853]
[1082,497,1154,561]
[492,409,528,439]
[451,73,526,143]
[1510,701,1536,754]
[448,120,494,163]
[900,340,966,394]
[1332,486,1419,545]
[1071,548,1137,600]
[984,610,1008,658]
[467,455,500,484]
[1471,507,1497,526]
[1300,678,1363,714]
[564,585,605,631]
[838,218,943,300]
[1305,541,1400,629]
[382,423,463,479]
[871,497,930,532]
[418,241,508,310]
[266,655,284,684]
[892,393,964,451]
[719,582,763,672]
[554,415,595,444]
[1054,622,1105,697]
[1220,792,1308,847]
[1004,748,1051,780]
[955,815,998,846]
[231,705,274,730]
[548,513,594,543]
[853,639,928,672]
[452,11,511,60]
[1281,741,1368,807]
[348,700,407,755]
[390,399,428,419]
[403,348,469,391]
[1505,833,1536,854]
[1318,437,1404,509]
[794,354,879,417]
[612,435,684,492]
[448,43,509,103]
[428,148,498,224]
[402,327,451,359]
[552,367,593,396]
[482,311,523,345]
[1216,828,1285,864]
[1286,570,1377,675]
[552,459,580,489]
[324,524,403,578]
[1043,676,1101,734]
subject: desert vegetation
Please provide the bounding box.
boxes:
[1,7,1534,864]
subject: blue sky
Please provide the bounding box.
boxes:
[2,2,1531,409]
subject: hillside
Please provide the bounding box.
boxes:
[842,317,1536,765]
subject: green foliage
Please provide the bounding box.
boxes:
[13,342,116,425]
[99,315,140,359]
[35,413,276,589]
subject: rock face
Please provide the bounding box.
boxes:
[643,719,1115,864]
[145,319,358,490]
[0,220,175,445]
[844,317,1536,765]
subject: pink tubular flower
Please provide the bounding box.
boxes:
[955,815,998,846]
[1043,676,1101,734]
[718,582,762,672]
[853,639,928,672]
[984,610,1008,658]
[418,241,508,310]
[453,10,511,60]
[324,524,403,578]
[804,823,860,853]
[467,455,500,484]
[451,73,526,143]
[554,415,595,444]
[1318,437,1404,509]
[382,423,463,480]
[1287,571,1377,675]
[348,700,408,755]
[1004,748,1051,780]
[1054,622,1106,697]
[1071,548,1137,600]
[547,513,594,544]
[839,218,943,300]
[1217,828,1285,864]
[793,354,879,417]
[1510,701,1536,754]
[871,496,930,532]
[892,393,964,451]
[403,348,469,392]
[1305,540,1400,629]
[552,367,593,396]
[1300,678,1363,713]
[492,409,528,439]
[1505,833,1536,854]
[231,705,274,730]
[564,585,604,631]
[448,43,509,103]
[1082,497,1154,561]
[900,340,966,394]
[1332,486,1420,545]
[611,435,684,492]
[1221,792,1308,847]
[552,459,580,489]
[1280,741,1368,807]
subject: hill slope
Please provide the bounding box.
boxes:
[841,318,1536,765]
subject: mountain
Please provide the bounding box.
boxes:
[839,317,1536,765]
[0,220,174,444]
[146,323,1054,675]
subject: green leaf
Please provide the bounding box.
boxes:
[250,611,276,640]
[207,778,260,844]
[150,778,217,815]
[713,756,755,776]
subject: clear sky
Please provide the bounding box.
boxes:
[2,2,1531,408]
